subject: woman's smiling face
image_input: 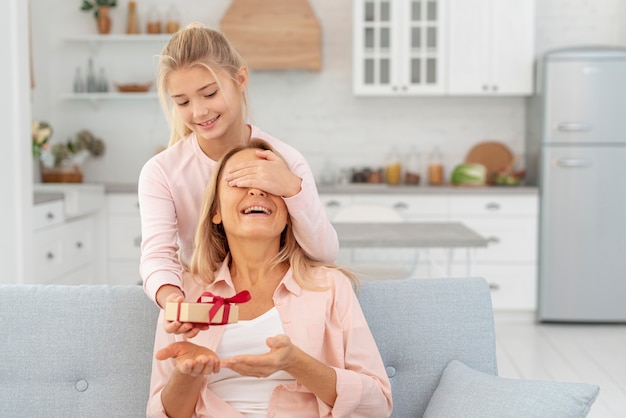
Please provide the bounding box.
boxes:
[212,149,288,241]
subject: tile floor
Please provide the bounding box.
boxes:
[494,311,626,417]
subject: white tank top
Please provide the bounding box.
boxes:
[208,307,295,417]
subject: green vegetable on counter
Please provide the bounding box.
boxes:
[450,163,487,186]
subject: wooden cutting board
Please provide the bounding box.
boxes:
[220,0,321,70]
[465,141,514,184]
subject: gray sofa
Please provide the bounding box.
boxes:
[0,278,598,417]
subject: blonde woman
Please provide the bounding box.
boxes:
[147,140,392,418]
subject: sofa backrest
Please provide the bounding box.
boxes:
[358,277,497,417]
[0,285,159,418]
[0,277,496,418]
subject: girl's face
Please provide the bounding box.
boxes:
[167,65,247,145]
[212,149,288,242]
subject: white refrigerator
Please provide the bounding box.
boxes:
[528,47,626,322]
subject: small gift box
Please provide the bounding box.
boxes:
[165,290,251,325]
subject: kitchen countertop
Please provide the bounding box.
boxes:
[102,182,538,195]
[318,184,538,195]
[33,192,64,205]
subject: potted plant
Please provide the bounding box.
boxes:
[80,0,118,34]
[40,129,106,183]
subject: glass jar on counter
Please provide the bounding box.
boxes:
[404,147,421,185]
[428,146,444,185]
[385,147,402,185]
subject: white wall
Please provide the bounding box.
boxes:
[1,0,33,284]
[28,0,626,185]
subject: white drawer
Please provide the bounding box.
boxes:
[352,194,448,220]
[108,261,142,286]
[32,217,94,283]
[63,217,95,271]
[449,195,538,217]
[451,264,537,311]
[32,230,65,281]
[107,193,140,214]
[45,265,93,286]
[33,200,65,230]
[449,218,538,263]
[108,215,142,259]
[320,194,353,218]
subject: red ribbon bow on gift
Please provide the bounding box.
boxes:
[197,290,251,325]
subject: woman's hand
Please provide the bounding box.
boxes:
[156,341,221,376]
[222,334,338,406]
[220,334,296,377]
[223,150,302,198]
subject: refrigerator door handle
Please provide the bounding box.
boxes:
[556,158,592,168]
[557,122,592,132]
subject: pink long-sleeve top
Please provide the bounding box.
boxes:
[138,126,339,304]
[147,260,393,417]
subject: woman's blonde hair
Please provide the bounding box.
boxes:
[189,139,357,290]
[157,22,249,147]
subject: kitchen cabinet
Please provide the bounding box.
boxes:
[32,184,106,285]
[448,194,538,310]
[32,200,98,284]
[447,0,535,95]
[107,193,142,285]
[321,190,539,310]
[352,0,447,95]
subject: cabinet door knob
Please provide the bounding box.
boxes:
[325,200,341,208]
[46,252,55,260]
[76,241,83,249]
[46,212,55,220]
[485,202,500,211]
[489,283,500,291]
[487,236,500,245]
[482,84,489,91]
[133,236,142,247]
[491,85,498,92]
[392,202,409,210]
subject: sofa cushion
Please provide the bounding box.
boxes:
[423,360,600,418]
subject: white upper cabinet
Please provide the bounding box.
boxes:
[353,0,535,96]
[353,0,447,95]
[447,0,535,95]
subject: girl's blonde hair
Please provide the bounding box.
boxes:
[189,139,358,290]
[157,22,249,147]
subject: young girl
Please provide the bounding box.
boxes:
[138,23,339,336]
[147,141,392,417]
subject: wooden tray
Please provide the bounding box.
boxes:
[115,83,152,93]
[465,141,514,185]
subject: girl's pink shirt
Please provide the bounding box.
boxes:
[147,261,393,418]
[138,126,339,303]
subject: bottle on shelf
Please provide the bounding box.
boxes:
[165,4,181,34]
[385,147,402,185]
[126,1,140,34]
[427,146,445,186]
[73,67,85,93]
[86,57,97,93]
[404,147,421,185]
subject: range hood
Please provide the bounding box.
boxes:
[220,0,321,71]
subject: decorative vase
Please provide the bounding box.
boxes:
[97,6,112,35]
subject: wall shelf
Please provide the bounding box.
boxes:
[64,34,171,43]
